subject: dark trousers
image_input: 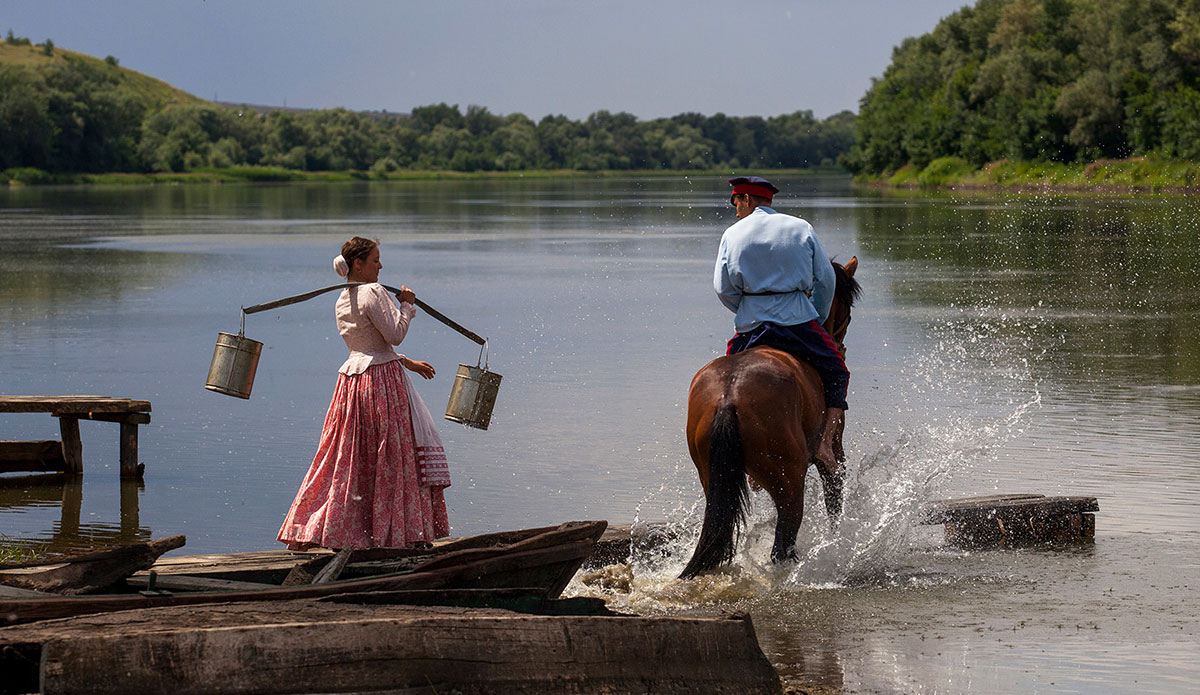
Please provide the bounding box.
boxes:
[726,320,849,410]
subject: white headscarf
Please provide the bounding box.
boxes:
[333,254,349,277]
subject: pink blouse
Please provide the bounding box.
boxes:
[336,283,417,375]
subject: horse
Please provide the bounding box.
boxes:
[679,257,860,579]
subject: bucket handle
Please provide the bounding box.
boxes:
[477,339,490,371]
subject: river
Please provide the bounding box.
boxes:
[1,175,1197,693]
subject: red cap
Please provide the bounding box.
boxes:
[728,176,778,201]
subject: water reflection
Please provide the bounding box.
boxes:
[0,475,148,553]
[852,189,1200,384]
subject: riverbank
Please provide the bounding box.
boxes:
[2,165,840,187]
[857,156,1200,194]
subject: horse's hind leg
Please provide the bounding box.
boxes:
[770,487,805,563]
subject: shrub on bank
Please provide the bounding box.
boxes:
[886,165,921,187]
[4,167,54,185]
[918,157,974,187]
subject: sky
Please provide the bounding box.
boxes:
[4,1,971,121]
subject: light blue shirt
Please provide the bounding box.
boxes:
[714,206,835,334]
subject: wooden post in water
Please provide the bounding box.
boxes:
[57,417,83,475]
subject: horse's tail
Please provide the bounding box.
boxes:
[680,403,749,579]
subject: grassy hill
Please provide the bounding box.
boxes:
[0,40,203,109]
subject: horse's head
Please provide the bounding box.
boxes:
[824,256,860,358]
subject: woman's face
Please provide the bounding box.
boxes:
[352,246,382,283]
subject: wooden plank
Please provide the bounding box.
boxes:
[318,589,618,615]
[311,548,351,584]
[57,417,82,476]
[0,441,65,472]
[124,574,278,593]
[0,396,151,414]
[85,412,151,425]
[0,585,56,599]
[38,611,781,695]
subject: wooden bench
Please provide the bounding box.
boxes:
[0,396,151,478]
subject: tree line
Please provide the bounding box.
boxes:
[844,0,1200,175]
[0,45,854,175]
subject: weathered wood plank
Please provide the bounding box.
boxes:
[923,495,1099,525]
[38,611,781,695]
[0,441,65,472]
[318,589,618,615]
[56,417,82,476]
[0,584,56,599]
[118,421,139,478]
[124,574,277,593]
[0,535,185,595]
[0,396,151,414]
[82,412,151,425]
[311,548,352,584]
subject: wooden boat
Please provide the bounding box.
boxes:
[0,520,607,625]
[0,535,185,596]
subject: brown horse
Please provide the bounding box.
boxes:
[680,257,860,579]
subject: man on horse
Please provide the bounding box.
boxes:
[713,175,850,472]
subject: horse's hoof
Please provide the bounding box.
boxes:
[771,547,799,564]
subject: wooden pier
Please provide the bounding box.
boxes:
[0,396,151,479]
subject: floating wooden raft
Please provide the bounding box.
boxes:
[921,494,1099,548]
[0,601,782,695]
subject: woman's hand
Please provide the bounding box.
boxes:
[395,285,416,305]
[402,358,436,380]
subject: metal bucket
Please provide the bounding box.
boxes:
[205,332,263,399]
[445,363,503,430]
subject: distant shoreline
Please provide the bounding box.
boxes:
[8,160,1197,195]
[853,157,1200,196]
[2,166,845,187]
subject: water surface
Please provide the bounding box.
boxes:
[1,176,1197,693]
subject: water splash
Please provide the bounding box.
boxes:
[569,301,1054,612]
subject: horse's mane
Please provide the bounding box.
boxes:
[832,261,862,309]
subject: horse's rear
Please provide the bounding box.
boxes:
[680,347,826,579]
[680,257,859,580]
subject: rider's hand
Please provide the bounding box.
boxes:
[396,285,416,305]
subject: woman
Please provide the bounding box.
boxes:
[278,236,450,550]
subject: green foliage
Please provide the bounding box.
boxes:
[3,166,54,184]
[1,42,857,176]
[5,30,32,46]
[918,156,976,186]
[0,535,46,563]
[41,38,53,56]
[847,0,1200,174]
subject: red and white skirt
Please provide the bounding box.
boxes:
[278,360,450,549]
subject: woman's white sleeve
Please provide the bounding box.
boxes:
[365,285,416,345]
